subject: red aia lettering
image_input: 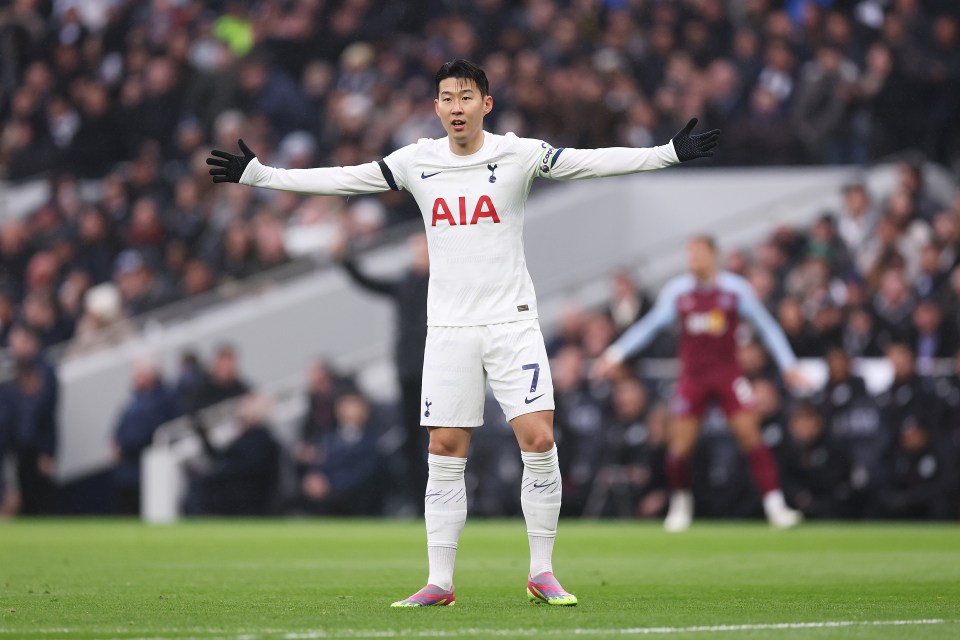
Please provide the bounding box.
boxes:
[471,195,498,224]
[431,196,501,227]
[432,198,456,226]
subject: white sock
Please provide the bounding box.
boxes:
[763,489,788,515]
[424,453,467,591]
[520,445,561,577]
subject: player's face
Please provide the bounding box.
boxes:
[687,240,717,279]
[435,78,493,153]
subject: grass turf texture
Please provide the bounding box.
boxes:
[0,520,957,639]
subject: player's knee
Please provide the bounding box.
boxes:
[668,433,696,458]
[524,431,555,453]
[428,438,463,458]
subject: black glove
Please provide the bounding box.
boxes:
[206,139,256,183]
[671,118,720,162]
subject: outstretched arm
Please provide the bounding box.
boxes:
[339,257,400,298]
[207,139,394,196]
[541,118,720,180]
[736,283,798,373]
[603,280,682,364]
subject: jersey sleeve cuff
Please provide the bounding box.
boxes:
[603,344,625,364]
[239,157,262,185]
[665,141,680,165]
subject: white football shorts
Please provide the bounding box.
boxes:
[420,318,555,427]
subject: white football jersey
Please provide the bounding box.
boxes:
[241,132,678,326]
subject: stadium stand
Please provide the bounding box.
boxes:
[1,0,959,519]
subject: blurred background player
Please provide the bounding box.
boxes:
[594,236,803,531]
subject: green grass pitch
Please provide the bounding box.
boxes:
[1,519,958,639]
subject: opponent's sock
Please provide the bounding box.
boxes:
[745,445,779,495]
[665,452,692,491]
[520,445,561,577]
[424,453,467,591]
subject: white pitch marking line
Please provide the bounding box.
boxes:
[281,619,950,638]
[0,619,950,639]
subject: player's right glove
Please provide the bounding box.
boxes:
[671,118,720,162]
[206,139,256,183]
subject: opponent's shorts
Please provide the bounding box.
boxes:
[420,318,555,427]
[672,368,754,418]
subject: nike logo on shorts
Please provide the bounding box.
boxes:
[525,393,545,404]
[421,171,441,179]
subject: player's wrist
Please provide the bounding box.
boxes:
[602,345,625,364]
[238,156,260,185]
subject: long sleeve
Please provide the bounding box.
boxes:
[604,280,682,363]
[540,142,679,180]
[737,282,798,372]
[239,158,394,196]
[340,258,400,298]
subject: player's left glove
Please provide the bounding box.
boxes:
[671,118,720,162]
[206,139,256,183]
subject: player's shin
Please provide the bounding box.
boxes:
[747,446,803,528]
[664,452,694,531]
[520,445,561,576]
[424,454,468,591]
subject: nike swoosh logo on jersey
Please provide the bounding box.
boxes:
[421,171,442,179]
[524,393,545,404]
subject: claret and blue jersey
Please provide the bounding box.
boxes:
[610,271,797,378]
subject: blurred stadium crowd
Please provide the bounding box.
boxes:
[1,0,960,519]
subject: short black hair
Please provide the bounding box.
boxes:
[435,59,489,97]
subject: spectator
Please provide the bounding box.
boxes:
[935,350,960,517]
[607,271,652,336]
[837,182,878,255]
[0,288,15,347]
[295,359,353,476]
[0,381,20,517]
[334,232,429,503]
[111,357,181,514]
[113,249,175,317]
[68,283,136,355]
[551,345,608,515]
[877,343,942,447]
[187,392,281,516]
[909,299,959,374]
[68,81,124,178]
[5,323,58,514]
[545,306,587,357]
[897,162,946,224]
[754,376,788,455]
[73,205,116,285]
[843,305,884,358]
[878,420,954,519]
[189,344,251,411]
[792,44,860,163]
[914,243,949,300]
[777,296,821,357]
[814,348,886,517]
[779,402,853,519]
[21,291,72,347]
[593,376,667,519]
[300,392,384,516]
[871,268,916,347]
[174,351,207,410]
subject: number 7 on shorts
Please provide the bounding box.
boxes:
[522,363,540,393]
